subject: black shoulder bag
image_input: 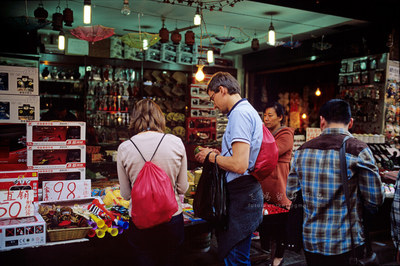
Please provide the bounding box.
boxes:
[340,136,379,266]
[193,152,228,230]
[285,189,303,252]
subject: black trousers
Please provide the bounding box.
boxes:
[304,245,365,266]
[127,213,184,266]
[259,212,288,258]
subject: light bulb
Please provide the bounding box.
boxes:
[195,65,205,81]
[83,0,91,24]
[58,31,65,50]
[207,50,214,63]
[268,22,275,46]
[315,88,321,96]
[143,39,149,50]
[301,113,307,119]
[121,0,131,15]
[194,7,201,25]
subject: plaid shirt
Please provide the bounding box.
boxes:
[287,128,384,255]
[391,172,400,252]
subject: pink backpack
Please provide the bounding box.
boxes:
[250,124,279,181]
[129,134,178,229]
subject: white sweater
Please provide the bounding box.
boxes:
[117,131,189,216]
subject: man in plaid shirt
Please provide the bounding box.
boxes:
[391,171,400,264]
[287,99,384,265]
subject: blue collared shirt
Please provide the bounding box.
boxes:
[287,128,384,255]
[222,98,263,183]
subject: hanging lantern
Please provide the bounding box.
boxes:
[171,30,181,45]
[251,38,259,51]
[185,30,195,46]
[159,18,169,43]
[34,3,48,23]
[63,8,74,26]
[52,6,63,31]
[159,27,169,43]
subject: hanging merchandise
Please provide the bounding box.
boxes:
[159,17,169,43]
[52,5,63,31]
[120,32,160,49]
[63,1,73,27]
[34,1,49,23]
[70,25,115,43]
[185,30,195,46]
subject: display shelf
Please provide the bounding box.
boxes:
[338,53,388,134]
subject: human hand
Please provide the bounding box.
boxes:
[195,147,213,163]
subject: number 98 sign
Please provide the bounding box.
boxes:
[42,180,91,201]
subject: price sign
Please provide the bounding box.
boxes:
[42,180,91,201]
[0,190,35,219]
[306,127,321,142]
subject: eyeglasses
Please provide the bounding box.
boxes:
[209,91,218,103]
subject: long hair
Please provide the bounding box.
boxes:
[129,99,166,136]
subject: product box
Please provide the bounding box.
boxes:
[27,145,86,169]
[26,121,86,146]
[191,97,214,109]
[190,108,217,117]
[187,117,217,130]
[190,84,208,97]
[0,94,40,123]
[0,65,39,96]
[186,128,217,143]
[0,213,46,251]
[0,170,39,203]
[0,123,27,168]
[177,51,197,65]
[37,168,85,189]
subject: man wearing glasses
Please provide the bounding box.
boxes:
[195,72,264,265]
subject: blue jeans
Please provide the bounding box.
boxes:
[224,234,252,266]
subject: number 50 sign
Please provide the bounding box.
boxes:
[42,180,91,201]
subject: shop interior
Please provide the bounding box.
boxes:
[0,0,399,265]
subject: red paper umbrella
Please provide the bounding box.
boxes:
[70,25,115,43]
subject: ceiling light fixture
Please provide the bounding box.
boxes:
[207,49,214,63]
[195,65,205,81]
[268,16,275,46]
[251,31,259,51]
[315,87,321,96]
[58,30,65,50]
[121,0,131,16]
[143,39,149,50]
[195,14,205,82]
[194,7,201,25]
[83,0,92,24]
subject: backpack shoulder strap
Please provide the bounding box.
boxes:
[150,134,167,161]
[129,133,167,162]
